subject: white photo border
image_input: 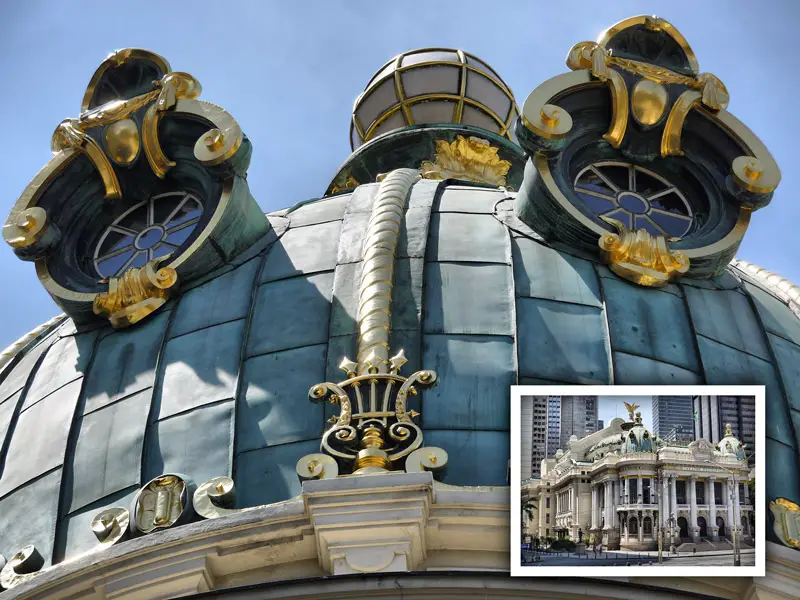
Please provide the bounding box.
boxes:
[509,385,765,578]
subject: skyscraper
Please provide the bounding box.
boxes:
[558,396,598,451]
[547,396,561,458]
[652,396,694,438]
[520,396,548,479]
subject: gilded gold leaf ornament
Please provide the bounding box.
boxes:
[90,507,130,548]
[93,258,178,328]
[296,454,340,482]
[131,474,192,534]
[419,135,512,187]
[661,89,702,157]
[732,156,780,195]
[104,118,140,164]
[51,119,122,199]
[598,217,689,287]
[2,207,49,249]
[0,546,44,590]
[193,476,239,519]
[405,446,448,473]
[770,497,800,549]
[631,79,669,126]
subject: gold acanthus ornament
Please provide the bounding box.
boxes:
[420,135,512,187]
[93,257,178,328]
[598,217,689,287]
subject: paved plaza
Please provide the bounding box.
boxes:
[521,548,756,567]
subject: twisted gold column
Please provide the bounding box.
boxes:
[356,168,419,375]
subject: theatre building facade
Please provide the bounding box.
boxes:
[521,407,754,551]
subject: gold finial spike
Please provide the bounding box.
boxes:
[389,349,408,374]
[725,423,733,436]
[339,357,358,378]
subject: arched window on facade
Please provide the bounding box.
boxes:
[628,516,638,535]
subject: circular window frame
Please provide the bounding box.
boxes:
[93,191,203,278]
[572,160,694,238]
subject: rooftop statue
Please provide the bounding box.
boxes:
[0,14,796,599]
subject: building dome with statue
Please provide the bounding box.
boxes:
[0,14,799,600]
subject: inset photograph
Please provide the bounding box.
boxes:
[511,386,765,576]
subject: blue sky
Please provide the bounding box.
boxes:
[0,1,797,348]
[598,396,653,430]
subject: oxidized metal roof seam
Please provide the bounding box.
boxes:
[257,265,338,286]
[611,350,701,373]
[282,195,343,217]
[738,288,800,451]
[280,216,345,230]
[761,328,800,355]
[153,396,235,425]
[502,220,520,386]
[592,262,616,385]
[513,291,604,311]
[0,464,63,503]
[678,283,711,385]
[423,258,512,267]
[64,483,141,520]
[53,330,104,563]
[231,216,300,485]
[16,372,86,416]
[137,292,183,493]
[0,314,66,382]
[234,436,323,457]
[390,179,440,369]
[0,335,58,486]
[165,315,247,344]
[694,331,777,365]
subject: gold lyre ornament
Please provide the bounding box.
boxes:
[93,257,178,328]
[297,348,448,478]
[599,217,689,287]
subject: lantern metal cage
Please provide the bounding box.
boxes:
[350,48,520,150]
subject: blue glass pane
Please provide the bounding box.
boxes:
[650,192,690,216]
[603,209,632,229]
[649,211,692,237]
[97,251,135,278]
[618,193,648,214]
[577,192,615,214]
[165,226,195,248]
[136,227,163,250]
[635,216,665,236]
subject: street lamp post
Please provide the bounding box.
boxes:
[703,459,744,567]
[657,527,663,563]
[668,513,677,555]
